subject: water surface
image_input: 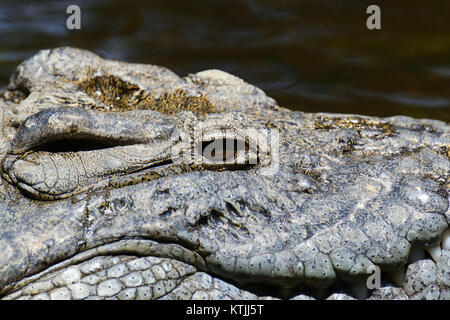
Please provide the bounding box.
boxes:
[0,0,449,121]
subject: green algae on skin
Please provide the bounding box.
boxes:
[79,75,216,115]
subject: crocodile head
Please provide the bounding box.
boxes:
[0,47,449,300]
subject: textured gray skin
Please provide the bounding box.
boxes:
[0,47,449,300]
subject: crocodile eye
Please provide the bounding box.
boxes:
[196,137,257,168]
[201,138,247,162]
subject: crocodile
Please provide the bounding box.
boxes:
[0,47,449,300]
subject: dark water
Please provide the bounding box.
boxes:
[0,0,449,122]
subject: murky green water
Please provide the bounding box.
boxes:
[0,0,449,121]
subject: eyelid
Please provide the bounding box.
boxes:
[194,129,259,168]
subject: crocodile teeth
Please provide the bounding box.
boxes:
[442,228,450,250]
[426,244,442,262]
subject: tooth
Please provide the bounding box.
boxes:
[349,282,369,300]
[442,228,450,250]
[408,246,426,263]
[426,244,442,262]
[388,265,405,286]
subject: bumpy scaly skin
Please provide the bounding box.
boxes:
[0,47,449,300]
[1,107,264,200]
